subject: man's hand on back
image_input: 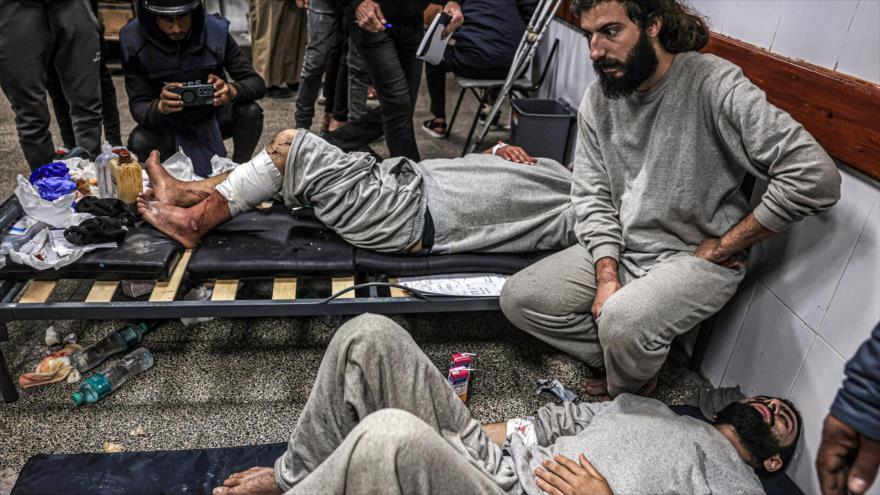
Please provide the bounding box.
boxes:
[817,414,880,495]
[441,1,464,38]
[695,212,773,269]
[592,257,621,319]
[208,74,236,107]
[496,145,537,165]
[355,0,387,32]
[535,454,614,495]
[694,237,745,269]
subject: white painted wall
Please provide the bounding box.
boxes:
[538,3,880,493]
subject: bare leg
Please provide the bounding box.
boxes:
[584,374,658,401]
[212,467,281,495]
[142,150,231,207]
[265,128,297,174]
[137,189,232,248]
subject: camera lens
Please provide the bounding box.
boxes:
[181,90,196,104]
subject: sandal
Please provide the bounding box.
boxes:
[421,118,448,139]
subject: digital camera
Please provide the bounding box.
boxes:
[170,83,214,106]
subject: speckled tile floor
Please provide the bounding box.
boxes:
[0,71,709,491]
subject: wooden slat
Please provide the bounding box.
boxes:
[149,249,192,302]
[272,277,297,300]
[388,277,409,298]
[331,276,356,299]
[554,9,880,180]
[19,280,58,304]
[85,280,119,303]
[212,279,239,301]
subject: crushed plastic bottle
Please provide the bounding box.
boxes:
[71,347,154,405]
[68,322,150,373]
[95,142,118,199]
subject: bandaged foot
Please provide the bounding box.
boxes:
[212,466,281,495]
[144,150,213,208]
[137,190,232,248]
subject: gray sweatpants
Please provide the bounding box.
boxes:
[282,131,576,253]
[0,0,102,169]
[500,244,744,396]
[274,314,518,494]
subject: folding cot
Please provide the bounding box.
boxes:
[0,197,550,402]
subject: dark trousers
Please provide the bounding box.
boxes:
[127,102,264,166]
[47,37,121,147]
[323,32,350,123]
[349,24,422,161]
[425,51,509,119]
[0,0,103,170]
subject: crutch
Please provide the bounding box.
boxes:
[465,0,562,154]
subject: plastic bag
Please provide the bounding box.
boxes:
[63,157,98,183]
[14,175,92,228]
[210,155,237,176]
[180,283,215,326]
[161,147,196,182]
[8,228,116,271]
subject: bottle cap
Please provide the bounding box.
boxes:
[71,391,84,406]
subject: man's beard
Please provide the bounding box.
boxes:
[715,401,783,472]
[593,28,659,99]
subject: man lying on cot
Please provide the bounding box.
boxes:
[210,313,801,495]
[137,129,577,254]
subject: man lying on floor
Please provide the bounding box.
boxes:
[212,314,800,495]
[137,128,576,254]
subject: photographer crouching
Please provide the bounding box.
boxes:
[121,0,266,176]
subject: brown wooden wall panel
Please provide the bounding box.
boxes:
[554,11,880,180]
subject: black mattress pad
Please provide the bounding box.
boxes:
[0,226,183,281]
[186,206,356,278]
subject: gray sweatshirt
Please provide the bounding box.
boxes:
[573,51,841,276]
[505,394,765,495]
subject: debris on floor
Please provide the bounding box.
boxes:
[102,442,125,453]
[535,378,577,402]
[129,426,148,438]
[18,344,82,388]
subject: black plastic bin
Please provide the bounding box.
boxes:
[510,98,577,165]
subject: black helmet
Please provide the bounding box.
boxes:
[140,0,202,16]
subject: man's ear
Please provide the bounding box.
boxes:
[646,14,662,38]
[762,454,783,473]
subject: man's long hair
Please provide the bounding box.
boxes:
[571,0,710,53]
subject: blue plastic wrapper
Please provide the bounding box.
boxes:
[33,176,78,201]
[536,378,578,402]
[29,162,70,183]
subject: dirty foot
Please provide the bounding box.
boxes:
[212,466,282,495]
[144,150,211,207]
[582,376,608,397]
[137,196,203,248]
[589,375,659,402]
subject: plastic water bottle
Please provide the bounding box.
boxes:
[71,347,154,405]
[95,142,117,199]
[69,323,150,373]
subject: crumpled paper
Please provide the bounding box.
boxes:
[535,378,578,402]
[18,343,83,388]
[8,228,116,270]
[14,175,92,228]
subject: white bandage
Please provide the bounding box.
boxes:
[506,416,538,446]
[215,150,283,216]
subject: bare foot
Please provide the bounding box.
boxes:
[588,375,659,401]
[212,466,282,495]
[583,376,608,397]
[137,191,231,248]
[328,118,347,132]
[144,150,212,207]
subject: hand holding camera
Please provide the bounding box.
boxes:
[208,74,237,107]
[158,82,185,114]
